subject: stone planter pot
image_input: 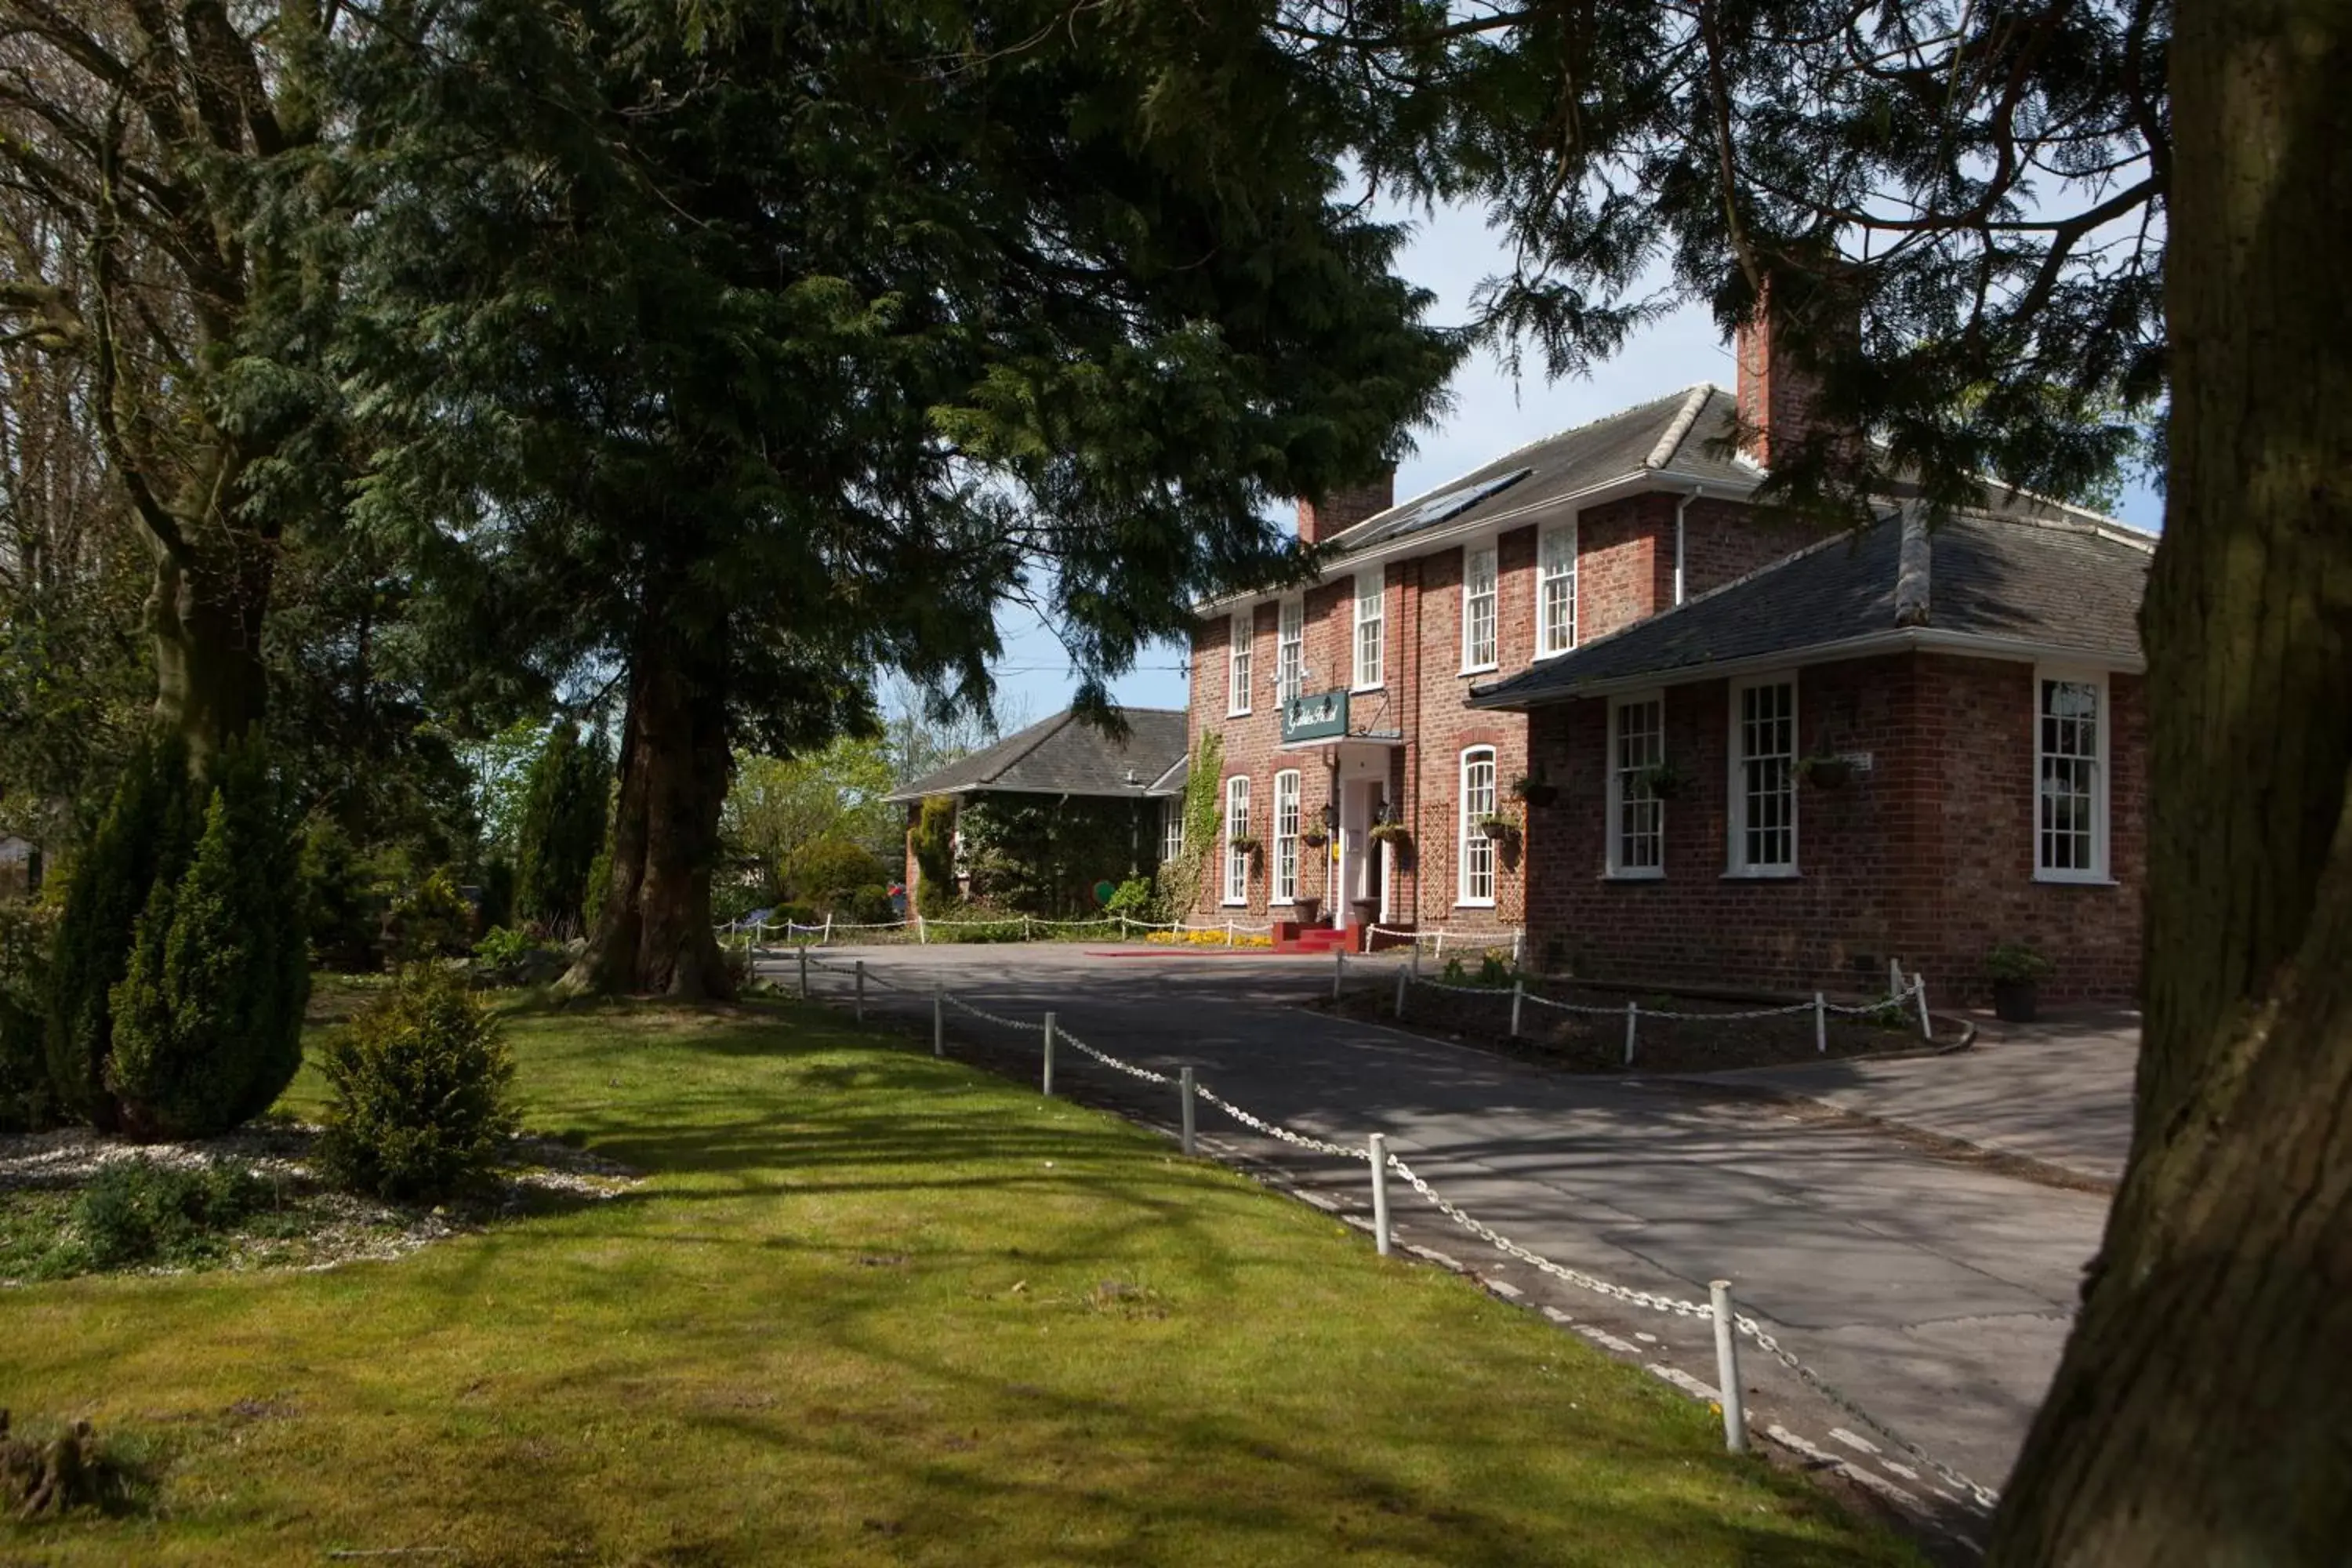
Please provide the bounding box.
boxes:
[1992,978,2040,1023]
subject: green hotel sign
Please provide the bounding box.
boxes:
[1281,688,1348,744]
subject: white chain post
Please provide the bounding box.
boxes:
[1024,914,1033,942]
[1887,956,1901,998]
[1623,1000,1638,1065]
[1333,945,1345,999]
[854,960,866,1024]
[1367,1132,1391,1256]
[1814,991,1828,1053]
[1510,978,1525,1039]
[798,943,809,1000]
[1225,916,1234,946]
[1915,973,1933,1039]
[1393,965,1408,1019]
[932,984,944,1057]
[823,912,834,946]
[1435,930,1446,963]
[1711,1279,1748,1452]
[917,915,927,945]
[1042,1011,1056,1096]
[1512,927,1524,968]
[1179,1067,1196,1156]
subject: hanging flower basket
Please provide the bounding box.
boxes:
[1369,821,1412,847]
[1228,834,1262,857]
[1509,775,1559,808]
[1474,813,1519,840]
[1798,754,1855,789]
[1637,761,1692,800]
[1300,829,1330,849]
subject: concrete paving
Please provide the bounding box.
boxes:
[764,943,2115,1528]
[1689,1012,2140,1183]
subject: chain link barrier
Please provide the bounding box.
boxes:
[1411,975,1926,1024]
[784,947,1991,1511]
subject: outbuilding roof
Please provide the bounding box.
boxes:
[884,707,1189,803]
[1469,509,2154,709]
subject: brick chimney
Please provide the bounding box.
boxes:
[1734,281,1855,470]
[1296,470,1396,544]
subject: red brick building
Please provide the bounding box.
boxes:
[1471,510,2151,1004]
[1182,325,2151,1001]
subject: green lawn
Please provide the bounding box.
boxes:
[1,995,1924,1566]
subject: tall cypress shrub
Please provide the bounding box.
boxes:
[514,725,607,936]
[45,733,200,1128]
[910,797,956,917]
[106,735,310,1138]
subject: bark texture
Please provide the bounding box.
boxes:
[567,613,734,1000]
[147,546,269,768]
[1987,1,2352,1561]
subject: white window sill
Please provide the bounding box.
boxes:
[1219,899,1250,909]
[1351,682,1385,695]
[1459,662,1498,678]
[1602,869,1665,882]
[1533,644,1574,662]
[2034,873,2118,887]
[1454,899,1497,910]
[1722,869,1799,880]
[1226,707,1252,718]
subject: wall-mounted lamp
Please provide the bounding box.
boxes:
[1319,802,1338,832]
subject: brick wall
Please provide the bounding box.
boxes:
[1521,652,2144,1002]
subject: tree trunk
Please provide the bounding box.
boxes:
[567,615,734,1000]
[1987,2,2352,1561]
[147,546,269,768]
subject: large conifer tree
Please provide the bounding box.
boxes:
[337,0,1460,996]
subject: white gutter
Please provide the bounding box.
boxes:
[1468,627,2145,709]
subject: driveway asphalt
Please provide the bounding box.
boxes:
[1686,1013,2140,1185]
[760,943,2117,1540]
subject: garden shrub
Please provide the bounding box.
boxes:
[71,1158,276,1271]
[1104,877,1162,922]
[788,837,892,909]
[513,724,608,935]
[384,868,475,964]
[473,925,535,969]
[317,965,519,1202]
[909,797,957,917]
[299,822,389,973]
[45,732,201,1127]
[107,738,311,1140]
[0,900,59,1131]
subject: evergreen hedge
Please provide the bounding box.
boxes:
[105,736,310,1140]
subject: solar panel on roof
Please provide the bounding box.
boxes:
[1348,466,1534,548]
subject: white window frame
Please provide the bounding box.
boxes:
[1457,746,1497,908]
[1352,569,1385,691]
[1727,675,1798,876]
[1276,597,1305,704]
[1607,692,1666,878]
[1221,775,1251,906]
[1461,544,1499,673]
[1536,521,1577,658]
[2034,667,2112,883]
[1272,769,1301,905]
[1161,800,1184,865]
[1226,608,1254,716]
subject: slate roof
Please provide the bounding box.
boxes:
[884,707,1189,803]
[1319,385,1752,561]
[1470,510,2153,709]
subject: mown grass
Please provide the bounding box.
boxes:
[0,995,1924,1566]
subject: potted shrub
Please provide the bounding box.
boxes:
[1636,760,1692,800]
[1798,753,1856,789]
[1987,942,2055,1022]
[1509,774,1559,808]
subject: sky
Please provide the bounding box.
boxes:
[983,199,2167,722]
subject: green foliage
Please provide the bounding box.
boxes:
[956,794,1149,918]
[726,739,900,897]
[386,869,476,964]
[317,966,520,1203]
[513,725,608,936]
[45,733,201,1127]
[0,902,59,1131]
[71,1159,278,1272]
[299,822,390,973]
[582,826,615,939]
[1987,942,2056,984]
[1157,732,1225,916]
[473,926,535,969]
[106,738,311,1140]
[1105,877,1162,922]
[787,840,894,912]
[910,797,959,919]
